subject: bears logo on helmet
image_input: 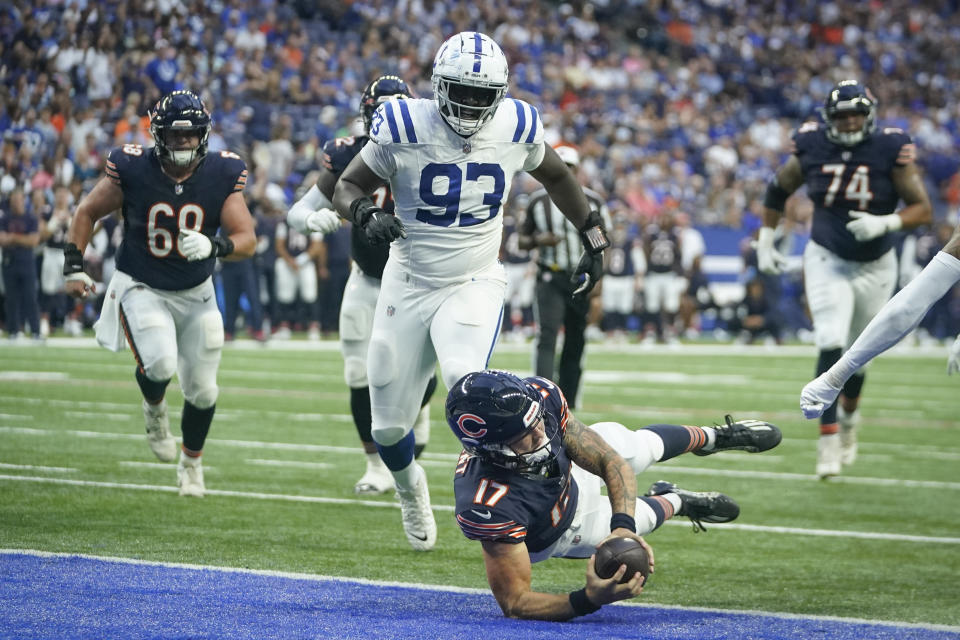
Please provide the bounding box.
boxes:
[149,90,211,167]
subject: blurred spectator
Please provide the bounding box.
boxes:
[0,186,41,338]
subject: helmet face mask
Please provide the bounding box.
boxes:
[360,75,412,133]
[820,80,877,146]
[432,31,508,137]
[446,370,561,476]
[150,90,211,167]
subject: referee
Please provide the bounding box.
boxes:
[519,144,610,408]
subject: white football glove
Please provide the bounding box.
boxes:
[845,211,903,242]
[948,335,960,376]
[65,272,96,298]
[179,229,213,261]
[305,207,342,234]
[756,227,788,275]
[800,373,843,420]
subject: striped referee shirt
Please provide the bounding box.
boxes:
[520,187,609,272]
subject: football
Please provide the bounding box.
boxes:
[594,536,651,584]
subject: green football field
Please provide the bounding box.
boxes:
[1,338,958,627]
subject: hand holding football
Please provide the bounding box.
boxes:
[594,536,651,584]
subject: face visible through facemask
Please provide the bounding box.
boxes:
[506,419,552,466]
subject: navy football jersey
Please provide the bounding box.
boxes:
[605,235,639,277]
[108,145,247,290]
[322,134,393,279]
[453,376,579,554]
[644,224,681,274]
[793,123,914,262]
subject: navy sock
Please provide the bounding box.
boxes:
[639,495,675,530]
[376,430,416,472]
[135,368,170,405]
[181,401,215,452]
[350,387,373,444]
[816,348,843,424]
[643,424,708,460]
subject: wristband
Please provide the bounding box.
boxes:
[210,235,234,258]
[63,242,84,275]
[610,512,637,534]
[349,196,378,227]
[579,210,610,254]
[568,588,601,616]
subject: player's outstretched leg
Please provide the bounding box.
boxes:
[646,481,739,532]
[693,415,781,456]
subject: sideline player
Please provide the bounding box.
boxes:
[756,80,931,478]
[63,90,256,497]
[447,369,782,620]
[286,75,437,495]
[332,32,610,550]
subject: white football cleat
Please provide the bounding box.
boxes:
[354,458,394,495]
[177,453,205,497]
[413,404,430,450]
[396,465,436,551]
[816,434,842,479]
[838,406,861,466]
[143,399,177,462]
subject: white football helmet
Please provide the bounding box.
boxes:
[432,31,508,137]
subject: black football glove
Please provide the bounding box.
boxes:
[350,196,407,245]
[571,210,610,297]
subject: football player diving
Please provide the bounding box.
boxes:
[447,370,782,620]
[756,80,931,478]
[331,32,611,552]
[63,90,256,497]
[286,75,439,496]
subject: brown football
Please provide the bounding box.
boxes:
[594,536,650,584]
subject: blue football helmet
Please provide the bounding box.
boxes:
[446,370,560,474]
[820,80,877,146]
[432,31,508,136]
[359,74,412,133]
[150,90,211,167]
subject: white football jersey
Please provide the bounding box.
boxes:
[361,97,545,286]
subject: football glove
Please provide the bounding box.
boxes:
[63,242,96,298]
[799,372,843,420]
[756,227,788,275]
[305,207,342,234]
[180,229,234,261]
[351,196,406,244]
[846,211,902,242]
[948,335,960,376]
[572,210,610,297]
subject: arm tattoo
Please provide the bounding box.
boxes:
[564,417,636,516]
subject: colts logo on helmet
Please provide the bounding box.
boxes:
[457,413,487,438]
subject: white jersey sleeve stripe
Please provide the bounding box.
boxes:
[511,99,527,143]
[383,101,402,143]
[397,100,418,143]
[525,105,539,143]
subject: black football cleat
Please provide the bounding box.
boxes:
[694,415,782,456]
[647,480,740,532]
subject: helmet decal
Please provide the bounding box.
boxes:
[457,413,488,438]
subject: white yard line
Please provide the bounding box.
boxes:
[1,548,958,633]
[0,462,76,473]
[244,458,332,470]
[1,473,958,547]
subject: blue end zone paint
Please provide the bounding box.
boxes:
[1,553,957,640]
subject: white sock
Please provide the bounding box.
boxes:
[392,461,422,492]
[701,426,717,450]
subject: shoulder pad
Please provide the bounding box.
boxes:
[105,144,147,184]
[321,135,365,173]
[210,149,248,192]
[368,98,420,145]
[501,98,544,144]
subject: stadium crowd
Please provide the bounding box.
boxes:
[1,0,959,341]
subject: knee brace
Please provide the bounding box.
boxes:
[343,355,368,388]
[367,336,396,388]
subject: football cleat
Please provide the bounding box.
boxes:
[647,481,740,532]
[143,399,177,462]
[694,415,782,456]
[177,453,205,497]
[816,434,842,479]
[354,460,394,496]
[838,406,860,466]
[395,465,437,551]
